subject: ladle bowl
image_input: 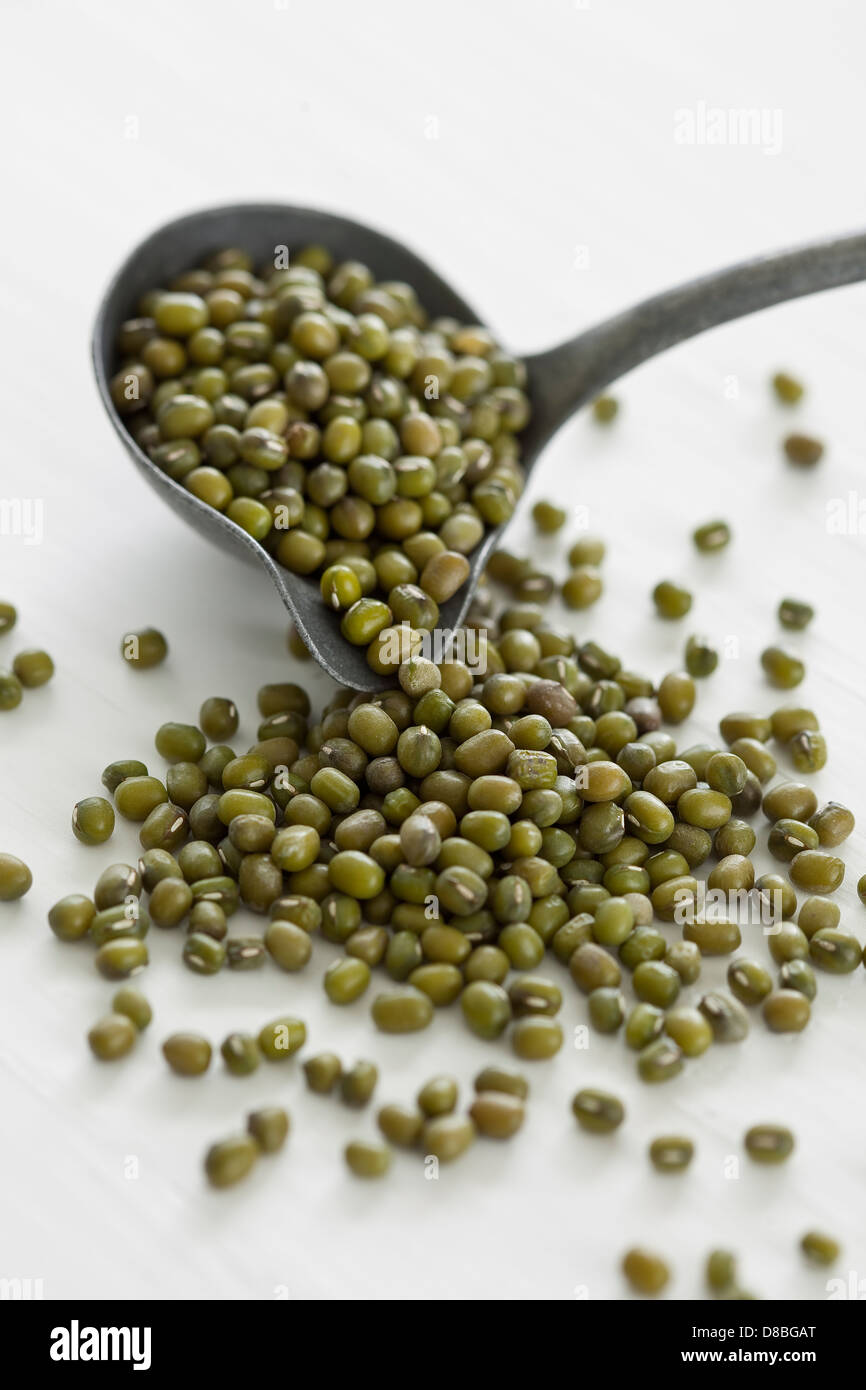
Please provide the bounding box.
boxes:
[92,204,866,689]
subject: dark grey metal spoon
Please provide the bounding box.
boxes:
[92,205,866,690]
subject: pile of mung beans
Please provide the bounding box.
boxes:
[33,582,864,1290]
[110,245,530,673]
[3,296,863,1297]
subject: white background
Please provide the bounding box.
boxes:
[1,0,865,1302]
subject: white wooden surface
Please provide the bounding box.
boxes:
[1,0,865,1301]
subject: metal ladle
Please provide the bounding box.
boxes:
[92,205,866,690]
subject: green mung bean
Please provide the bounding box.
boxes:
[788,729,827,773]
[88,1013,137,1061]
[265,919,312,972]
[371,986,434,1033]
[761,646,805,689]
[183,931,227,974]
[767,921,809,965]
[562,567,603,610]
[783,433,823,466]
[205,1135,259,1188]
[324,956,371,1004]
[0,853,32,900]
[72,797,115,845]
[247,1107,289,1154]
[762,781,818,822]
[47,894,94,940]
[682,918,741,957]
[377,1103,424,1147]
[149,877,193,928]
[698,991,749,1042]
[622,1248,670,1296]
[762,989,811,1032]
[417,1076,459,1117]
[469,1092,525,1138]
[684,635,719,678]
[532,500,566,532]
[345,1140,391,1178]
[625,1003,665,1051]
[572,1088,624,1133]
[225,934,265,967]
[303,1053,342,1094]
[800,1231,840,1266]
[163,1032,212,1076]
[89,902,149,946]
[744,1124,795,1164]
[95,936,148,979]
[110,987,151,1032]
[474,1065,529,1099]
[778,598,814,631]
[789,850,844,894]
[808,929,862,973]
[592,395,618,423]
[102,759,149,794]
[420,1115,476,1162]
[338,1060,379,1109]
[588,986,626,1033]
[511,1016,563,1060]
[0,668,23,710]
[632,960,680,1007]
[140,802,189,853]
[648,1136,694,1172]
[727,958,773,1006]
[258,1016,306,1060]
[569,942,621,993]
[12,649,54,687]
[779,958,817,999]
[656,672,695,724]
[115,776,168,821]
[664,940,701,985]
[772,371,804,404]
[664,1007,712,1057]
[706,1250,737,1293]
[637,1038,683,1083]
[652,581,692,619]
[809,801,855,847]
[693,520,730,552]
[121,628,168,669]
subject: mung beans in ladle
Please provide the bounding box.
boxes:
[112,246,530,674]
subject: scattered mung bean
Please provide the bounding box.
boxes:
[744,1124,795,1164]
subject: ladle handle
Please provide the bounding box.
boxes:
[525,230,866,435]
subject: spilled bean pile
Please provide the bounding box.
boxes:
[43,596,861,1191]
[110,245,530,672]
[3,349,861,1298]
